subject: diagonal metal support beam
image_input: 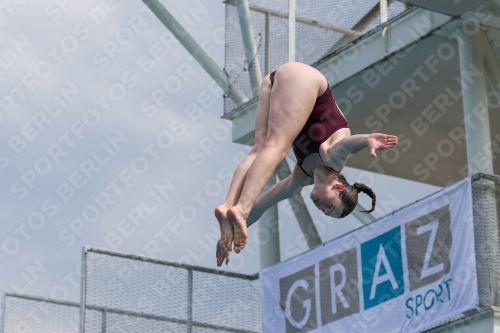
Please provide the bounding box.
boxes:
[259,173,280,269]
[142,0,249,106]
[350,203,377,225]
[276,160,322,249]
[225,0,362,36]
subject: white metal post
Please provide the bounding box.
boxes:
[477,33,500,300]
[380,0,388,24]
[288,0,296,62]
[458,22,493,175]
[141,0,249,106]
[0,294,6,333]
[187,268,192,333]
[265,12,270,75]
[79,247,87,333]
[459,27,498,280]
[101,310,106,333]
[236,0,262,97]
[259,173,280,269]
[482,30,500,104]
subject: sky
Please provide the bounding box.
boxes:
[0,0,441,314]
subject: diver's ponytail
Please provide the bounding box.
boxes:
[353,183,376,213]
[335,174,377,218]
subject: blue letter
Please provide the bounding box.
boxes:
[424,290,436,310]
[415,294,423,316]
[443,278,452,301]
[406,298,414,319]
[361,226,404,309]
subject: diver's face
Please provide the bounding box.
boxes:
[309,183,344,218]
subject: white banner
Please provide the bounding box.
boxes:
[260,178,477,333]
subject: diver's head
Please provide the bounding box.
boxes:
[310,172,376,218]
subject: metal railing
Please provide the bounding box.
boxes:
[2,293,80,333]
[79,247,261,333]
[223,0,410,114]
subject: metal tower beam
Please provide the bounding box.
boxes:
[275,160,322,248]
[483,30,500,103]
[288,0,296,62]
[236,0,262,97]
[457,22,493,175]
[142,0,249,106]
[259,174,280,269]
[351,203,377,225]
[380,0,389,24]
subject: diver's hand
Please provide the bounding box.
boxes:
[368,134,398,158]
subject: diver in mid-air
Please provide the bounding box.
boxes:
[215,62,398,266]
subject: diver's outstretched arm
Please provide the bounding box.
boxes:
[247,164,310,227]
[324,133,399,168]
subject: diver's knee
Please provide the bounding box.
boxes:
[250,143,264,155]
[263,139,289,160]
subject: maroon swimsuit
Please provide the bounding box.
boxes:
[269,71,349,178]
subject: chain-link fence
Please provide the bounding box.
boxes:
[223,0,410,114]
[79,247,261,333]
[470,174,500,307]
[2,293,80,333]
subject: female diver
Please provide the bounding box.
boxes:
[215,62,398,266]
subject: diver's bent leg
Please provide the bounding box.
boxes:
[215,74,272,252]
[227,143,289,253]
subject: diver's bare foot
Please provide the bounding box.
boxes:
[227,206,248,253]
[215,205,233,251]
[216,239,230,266]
